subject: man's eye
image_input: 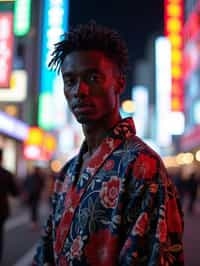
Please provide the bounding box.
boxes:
[88,73,102,83]
[64,78,76,87]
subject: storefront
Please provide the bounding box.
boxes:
[0,110,29,175]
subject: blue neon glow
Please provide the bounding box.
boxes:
[40,0,69,94]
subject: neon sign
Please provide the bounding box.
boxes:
[0,12,13,88]
[38,0,69,130]
[14,0,31,36]
[164,0,184,112]
[0,110,29,141]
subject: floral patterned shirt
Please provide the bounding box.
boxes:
[33,118,184,266]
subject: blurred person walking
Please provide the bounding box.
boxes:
[23,166,45,230]
[171,167,186,206]
[187,171,198,215]
[0,148,19,263]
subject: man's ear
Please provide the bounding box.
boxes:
[115,74,126,94]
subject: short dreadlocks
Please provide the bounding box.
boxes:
[48,21,129,76]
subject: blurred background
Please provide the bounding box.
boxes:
[0,0,199,265]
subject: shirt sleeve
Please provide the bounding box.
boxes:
[119,157,184,266]
[32,214,55,266]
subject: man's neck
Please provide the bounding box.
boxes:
[82,113,121,155]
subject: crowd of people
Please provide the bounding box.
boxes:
[170,165,200,215]
[0,148,55,263]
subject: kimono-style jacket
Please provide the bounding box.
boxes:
[33,118,184,266]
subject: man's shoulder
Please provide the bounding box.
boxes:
[125,135,162,160]
[124,135,170,183]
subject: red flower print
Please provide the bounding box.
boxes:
[87,137,121,173]
[133,154,157,180]
[103,160,115,171]
[167,198,183,233]
[100,176,120,208]
[58,255,69,266]
[89,140,112,169]
[149,183,158,193]
[70,236,84,259]
[84,230,118,266]
[54,233,63,254]
[65,187,80,210]
[55,188,82,254]
[156,218,167,243]
[132,212,149,237]
[121,237,132,254]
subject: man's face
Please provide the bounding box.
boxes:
[61,50,123,124]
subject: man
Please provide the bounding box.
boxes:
[33,22,184,265]
[0,149,19,263]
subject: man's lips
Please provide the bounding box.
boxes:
[73,104,94,112]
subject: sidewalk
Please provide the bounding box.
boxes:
[183,197,200,266]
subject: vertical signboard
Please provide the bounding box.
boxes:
[132,86,148,138]
[0,12,13,88]
[14,0,31,36]
[164,0,184,112]
[38,0,69,130]
[155,37,172,146]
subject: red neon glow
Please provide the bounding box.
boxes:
[0,13,14,88]
[23,126,56,160]
[183,3,200,81]
[164,0,184,112]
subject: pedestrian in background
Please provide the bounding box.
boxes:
[0,148,19,263]
[187,171,198,215]
[170,167,186,206]
[23,166,45,230]
[33,22,184,265]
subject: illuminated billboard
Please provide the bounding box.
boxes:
[0,12,14,88]
[23,126,57,160]
[0,110,29,141]
[164,0,184,112]
[155,37,172,146]
[38,0,69,130]
[0,70,27,102]
[14,0,31,36]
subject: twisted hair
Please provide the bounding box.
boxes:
[48,21,129,76]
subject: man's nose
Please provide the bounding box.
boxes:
[75,79,89,96]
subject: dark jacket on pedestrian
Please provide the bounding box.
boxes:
[0,166,19,221]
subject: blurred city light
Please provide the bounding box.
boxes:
[0,110,29,141]
[195,150,200,162]
[121,100,135,113]
[168,111,185,135]
[163,156,178,168]
[132,86,148,138]
[0,70,27,102]
[38,0,69,130]
[155,37,172,147]
[0,12,14,87]
[165,0,184,112]
[176,152,194,165]
[14,0,31,36]
[50,159,62,173]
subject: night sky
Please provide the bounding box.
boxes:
[69,0,164,98]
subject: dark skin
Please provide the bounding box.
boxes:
[61,51,125,163]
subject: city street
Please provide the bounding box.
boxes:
[183,199,200,266]
[2,200,49,266]
[1,198,200,266]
